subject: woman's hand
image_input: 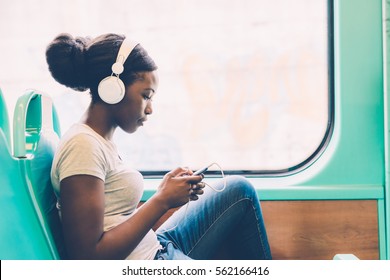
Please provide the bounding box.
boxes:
[155,167,205,210]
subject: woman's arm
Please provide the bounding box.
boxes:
[60,167,202,259]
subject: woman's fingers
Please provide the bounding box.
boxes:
[188,182,205,201]
[192,181,206,190]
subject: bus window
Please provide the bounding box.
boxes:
[0,0,330,175]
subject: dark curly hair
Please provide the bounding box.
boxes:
[45,33,157,102]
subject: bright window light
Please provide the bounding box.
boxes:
[0,0,329,174]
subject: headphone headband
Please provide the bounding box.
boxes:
[111,38,138,75]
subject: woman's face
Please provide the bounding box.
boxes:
[112,71,158,133]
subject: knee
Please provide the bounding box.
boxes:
[226,175,257,199]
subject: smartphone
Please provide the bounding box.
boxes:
[193,163,214,175]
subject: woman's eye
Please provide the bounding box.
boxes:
[143,95,152,101]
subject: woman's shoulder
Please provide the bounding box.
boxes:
[60,123,104,145]
[51,123,109,190]
[54,123,109,159]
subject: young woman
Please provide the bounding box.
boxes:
[46,33,272,260]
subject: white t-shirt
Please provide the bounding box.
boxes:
[51,123,162,259]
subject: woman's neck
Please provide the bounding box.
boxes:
[81,103,116,141]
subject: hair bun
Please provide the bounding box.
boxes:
[46,33,91,91]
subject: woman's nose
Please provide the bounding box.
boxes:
[145,102,153,115]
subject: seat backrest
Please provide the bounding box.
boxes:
[0,89,65,259]
[0,90,59,259]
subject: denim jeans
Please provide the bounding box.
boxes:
[155,175,272,260]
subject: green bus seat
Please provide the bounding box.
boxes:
[0,90,64,259]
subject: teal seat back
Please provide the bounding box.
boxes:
[0,90,65,259]
[0,89,38,259]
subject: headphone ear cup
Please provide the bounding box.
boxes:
[98,76,125,104]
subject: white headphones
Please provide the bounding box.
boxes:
[98,38,138,104]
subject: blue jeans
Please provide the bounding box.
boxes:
[155,175,272,260]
